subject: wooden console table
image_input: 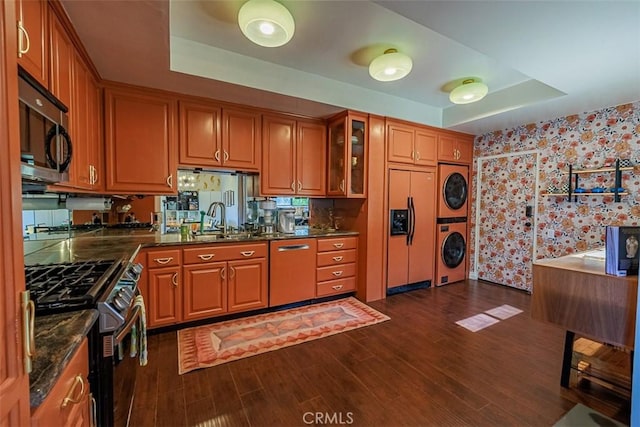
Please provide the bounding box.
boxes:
[531,250,636,389]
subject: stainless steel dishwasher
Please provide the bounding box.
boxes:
[269,238,317,307]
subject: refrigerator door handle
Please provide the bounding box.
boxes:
[406,196,412,245]
[409,196,416,245]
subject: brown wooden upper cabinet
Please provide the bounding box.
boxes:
[261,114,326,196]
[223,107,261,171]
[70,52,102,191]
[387,119,437,167]
[179,101,260,172]
[104,86,178,194]
[327,111,367,198]
[16,0,48,87]
[438,134,474,164]
[48,6,73,110]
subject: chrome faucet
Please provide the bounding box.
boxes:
[206,202,226,234]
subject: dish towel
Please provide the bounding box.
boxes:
[129,295,148,366]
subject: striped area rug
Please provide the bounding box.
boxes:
[177,297,390,374]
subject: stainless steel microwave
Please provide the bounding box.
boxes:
[18,69,71,185]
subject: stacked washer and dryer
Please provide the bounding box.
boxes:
[436,164,469,285]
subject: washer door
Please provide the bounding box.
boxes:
[442,231,466,268]
[443,172,467,210]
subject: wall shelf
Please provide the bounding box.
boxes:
[555,160,634,203]
[541,192,629,197]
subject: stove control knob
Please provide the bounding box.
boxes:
[113,294,128,311]
[113,289,133,311]
[120,287,134,299]
[126,263,143,281]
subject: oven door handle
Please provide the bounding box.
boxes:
[114,304,142,345]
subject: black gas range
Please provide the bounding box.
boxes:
[25,259,142,330]
[24,258,144,426]
[26,260,120,313]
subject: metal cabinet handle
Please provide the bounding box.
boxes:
[278,244,309,251]
[416,151,421,160]
[17,22,30,56]
[241,251,255,257]
[298,181,302,192]
[154,257,173,265]
[198,254,214,260]
[339,179,345,192]
[410,151,415,160]
[332,285,344,290]
[62,375,86,408]
[291,182,295,191]
[171,272,178,287]
[166,174,173,188]
[215,150,220,162]
[224,151,229,162]
[229,266,235,279]
[332,271,343,277]
[221,266,226,280]
[333,243,344,248]
[332,256,343,262]
[21,291,35,373]
[90,393,97,427]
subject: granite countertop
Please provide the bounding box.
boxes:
[24,228,358,265]
[30,310,99,409]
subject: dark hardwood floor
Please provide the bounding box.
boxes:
[122,280,631,426]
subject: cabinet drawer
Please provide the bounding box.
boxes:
[31,338,90,426]
[184,243,267,264]
[317,249,357,267]
[317,263,356,282]
[317,236,358,252]
[147,249,181,268]
[317,277,356,297]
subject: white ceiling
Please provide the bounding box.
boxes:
[62,0,640,136]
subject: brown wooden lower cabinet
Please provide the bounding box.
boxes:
[182,261,227,321]
[147,266,182,328]
[141,237,358,327]
[316,236,358,297]
[31,338,93,427]
[227,258,267,313]
[143,243,268,328]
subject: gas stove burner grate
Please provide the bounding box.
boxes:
[25,259,120,314]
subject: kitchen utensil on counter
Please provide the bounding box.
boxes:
[278,208,296,233]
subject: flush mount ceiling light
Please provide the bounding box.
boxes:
[238,0,295,47]
[369,49,413,82]
[449,78,489,104]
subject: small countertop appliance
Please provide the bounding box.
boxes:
[278,208,296,233]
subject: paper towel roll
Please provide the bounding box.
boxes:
[65,197,113,211]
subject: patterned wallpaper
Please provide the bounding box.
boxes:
[470,101,640,289]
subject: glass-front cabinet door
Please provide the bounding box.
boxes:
[327,112,367,198]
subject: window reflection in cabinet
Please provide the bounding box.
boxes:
[327,112,367,198]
